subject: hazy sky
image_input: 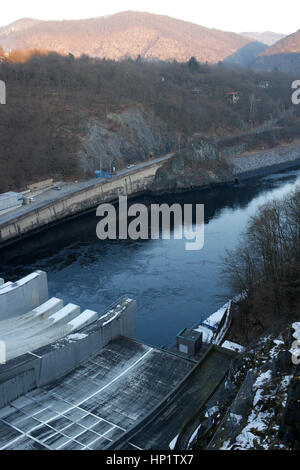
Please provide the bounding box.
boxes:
[0,0,298,34]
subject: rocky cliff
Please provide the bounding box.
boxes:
[151,134,234,193]
[79,108,177,176]
[183,319,300,450]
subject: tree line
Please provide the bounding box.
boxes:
[223,186,300,343]
[0,52,298,192]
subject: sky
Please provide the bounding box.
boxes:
[0,0,298,35]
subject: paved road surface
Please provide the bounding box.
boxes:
[0,154,173,226]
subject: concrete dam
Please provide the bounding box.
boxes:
[0,270,237,450]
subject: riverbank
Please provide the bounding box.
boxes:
[226,140,300,180]
[0,158,168,249]
[1,139,300,250]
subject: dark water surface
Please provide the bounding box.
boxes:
[1,168,300,347]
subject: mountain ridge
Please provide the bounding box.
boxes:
[0,11,254,63]
[252,29,300,72]
[240,31,286,46]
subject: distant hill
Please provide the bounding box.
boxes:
[262,30,300,55]
[252,30,300,73]
[0,11,253,63]
[224,41,268,67]
[241,31,286,46]
[0,18,43,39]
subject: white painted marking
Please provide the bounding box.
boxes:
[128,442,143,450]
[27,351,42,359]
[4,347,154,449]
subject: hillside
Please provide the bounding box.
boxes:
[0,18,43,38]
[263,30,300,55]
[189,324,300,450]
[224,41,268,67]
[0,53,298,192]
[184,187,300,450]
[241,31,286,46]
[0,11,253,63]
[252,30,300,73]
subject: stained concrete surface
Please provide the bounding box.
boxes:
[0,271,48,320]
[0,337,194,450]
[117,346,237,450]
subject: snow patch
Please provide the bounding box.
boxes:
[169,434,179,450]
[194,325,213,343]
[254,370,272,389]
[222,340,245,353]
[205,406,219,418]
[292,322,300,341]
[188,425,201,448]
[230,413,242,425]
[66,333,88,342]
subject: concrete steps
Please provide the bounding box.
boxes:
[1,303,81,343]
[4,307,98,361]
[0,272,100,362]
[0,297,63,335]
[0,271,48,320]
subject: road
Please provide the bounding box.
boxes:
[0,153,174,226]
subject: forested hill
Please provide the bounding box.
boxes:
[0,11,253,63]
[252,30,300,73]
[0,54,298,192]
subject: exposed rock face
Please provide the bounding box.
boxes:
[196,330,298,451]
[79,108,176,175]
[152,134,234,193]
[279,363,300,448]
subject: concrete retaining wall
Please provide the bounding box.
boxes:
[0,370,38,409]
[0,270,48,321]
[226,141,300,177]
[0,162,164,248]
[0,298,136,406]
[38,298,136,386]
[234,158,300,181]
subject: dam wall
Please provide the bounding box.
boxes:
[0,297,137,407]
[0,161,164,248]
[0,270,48,321]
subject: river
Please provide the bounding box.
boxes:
[1,168,300,347]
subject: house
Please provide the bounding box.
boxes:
[192,87,201,95]
[257,81,270,89]
[227,91,240,104]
